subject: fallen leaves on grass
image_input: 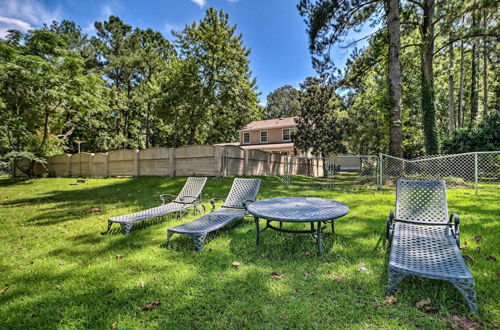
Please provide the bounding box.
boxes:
[58,262,65,266]
[90,207,101,213]
[450,315,481,330]
[415,299,437,313]
[460,240,468,249]
[270,272,283,280]
[358,264,372,274]
[486,256,496,262]
[111,322,118,328]
[231,261,241,268]
[116,254,124,259]
[140,281,145,288]
[384,296,397,304]
[0,285,9,294]
[333,276,344,282]
[472,236,482,243]
[138,301,161,311]
[304,251,311,257]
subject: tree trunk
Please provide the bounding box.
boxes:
[387,0,403,157]
[469,12,479,125]
[39,108,50,153]
[420,0,438,154]
[448,42,455,133]
[145,102,151,149]
[458,40,465,127]
[482,12,488,117]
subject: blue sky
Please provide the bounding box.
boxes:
[0,0,361,103]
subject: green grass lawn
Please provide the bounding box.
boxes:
[0,175,498,329]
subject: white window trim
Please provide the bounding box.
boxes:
[242,132,250,144]
[260,130,268,143]
[282,128,291,142]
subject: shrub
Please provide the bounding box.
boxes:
[1,151,47,177]
[442,112,500,154]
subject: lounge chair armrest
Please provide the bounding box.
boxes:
[176,195,200,204]
[386,210,395,240]
[209,198,225,212]
[160,194,177,204]
[450,213,460,244]
[242,200,255,211]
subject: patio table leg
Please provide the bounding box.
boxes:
[316,222,323,256]
[254,216,260,246]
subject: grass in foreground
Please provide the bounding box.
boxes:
[0,175,498,329]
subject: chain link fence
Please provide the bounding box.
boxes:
[280,155,379,189]
[220,149,499,194]
[380,151,500,194]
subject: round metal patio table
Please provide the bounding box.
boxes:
[247,197,349,256]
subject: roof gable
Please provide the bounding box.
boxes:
[238,117,297,132]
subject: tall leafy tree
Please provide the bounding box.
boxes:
[294,77,347,157]
[91,16,141,149]
[172,8,263,144]
[298,0,404,157]
[134,28,176,148]
[266,85,301,118]
[0,29,104,155]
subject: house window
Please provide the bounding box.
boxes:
[243,132,250,144]
[260,130,268,143]
[282,128,291,141]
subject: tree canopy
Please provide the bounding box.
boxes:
[0,9,263,156]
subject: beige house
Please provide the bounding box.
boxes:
[217,117,299,155]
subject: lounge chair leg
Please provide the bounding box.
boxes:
[387,267,407,294]
[120,223,133,235]
[106,220,113,233]
[316,222,323,256]
[165,231,174,247]
[452,279,478,313]
[254,217,260,246]
[331,220,335,234]
[192,233,207,252]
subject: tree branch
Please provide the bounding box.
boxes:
[434,32,499,55]
[406,0,424,9]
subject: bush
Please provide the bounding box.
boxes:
[1,151,47,177]
[442,112,500,154]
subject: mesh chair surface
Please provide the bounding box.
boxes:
[166,178,261,251]
[107,177,207,235]
[387,179,478,312]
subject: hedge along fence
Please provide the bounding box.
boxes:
[12,145,329,178]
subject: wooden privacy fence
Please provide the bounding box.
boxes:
[13,145,326,178]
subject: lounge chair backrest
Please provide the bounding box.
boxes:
[396,179,448,224]
[223,178,261,209]
[175,177,207,203]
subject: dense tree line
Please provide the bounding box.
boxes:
[0,8,263,156]
[297,0,499,157]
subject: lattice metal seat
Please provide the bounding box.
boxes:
[166,178,261,251]
[386,179,478,312]
[107,177,207,235]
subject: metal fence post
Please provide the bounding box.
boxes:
[378,152,383,186]
[474,152,478,195]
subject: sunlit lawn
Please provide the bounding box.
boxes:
[0,175,498,328]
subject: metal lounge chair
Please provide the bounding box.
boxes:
[386,179,478,312]
[107,177,207,235]
[166,178,261,251]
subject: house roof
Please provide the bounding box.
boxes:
[237,117,297,132]
[216,142,295,150]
